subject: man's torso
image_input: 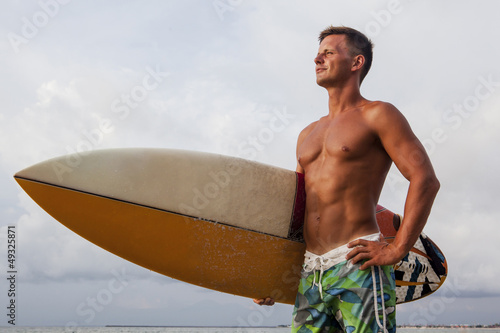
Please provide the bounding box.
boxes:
[297,101,392,254]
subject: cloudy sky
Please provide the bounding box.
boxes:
[1,0,500,328]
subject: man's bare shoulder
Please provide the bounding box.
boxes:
[362,100,408,129]
[363,100,400,115]
[297,120,320,143]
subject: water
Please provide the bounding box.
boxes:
[0,328,499,333]
[0,328,291,333]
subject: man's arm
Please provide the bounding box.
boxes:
[347,102,440,269]
[295,121,317,174]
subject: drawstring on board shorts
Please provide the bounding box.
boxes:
[302,233,389,333]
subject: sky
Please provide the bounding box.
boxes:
[1,0,500,328]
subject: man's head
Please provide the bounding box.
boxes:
[318,26,373,85]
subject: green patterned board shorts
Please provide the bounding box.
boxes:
[292,240,396,333]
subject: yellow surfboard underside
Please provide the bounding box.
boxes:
[17,178,305,304]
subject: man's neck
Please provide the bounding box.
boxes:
[325,83,365,117]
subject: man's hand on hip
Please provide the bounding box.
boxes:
[346,237,403,270]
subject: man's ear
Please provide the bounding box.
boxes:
[351,54,365,72]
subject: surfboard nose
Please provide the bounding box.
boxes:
[14,154,66,184]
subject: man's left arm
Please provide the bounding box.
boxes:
[347,102,440,270]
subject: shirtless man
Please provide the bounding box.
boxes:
[254,26,440,333]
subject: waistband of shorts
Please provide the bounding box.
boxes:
[303,232,381,272]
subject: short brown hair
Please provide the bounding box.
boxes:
[318,26,373,84]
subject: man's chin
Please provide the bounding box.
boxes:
[316,78,329,87]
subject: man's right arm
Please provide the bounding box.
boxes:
[296,121,317,174]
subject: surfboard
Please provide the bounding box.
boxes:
[14,148,447,304]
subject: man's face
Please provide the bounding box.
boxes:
[314,34,353,88]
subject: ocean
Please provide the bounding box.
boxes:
[0,328,499,333]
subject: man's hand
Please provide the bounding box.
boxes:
[253,297,275,306]
[346,237,403,270]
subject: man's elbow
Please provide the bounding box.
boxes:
[411,171,440,195]
[425,174,440,196]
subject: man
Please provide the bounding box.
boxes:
[254,26,440,333]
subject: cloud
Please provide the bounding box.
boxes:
[2,0,500,326]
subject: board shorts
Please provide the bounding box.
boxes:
[292,233,396,333]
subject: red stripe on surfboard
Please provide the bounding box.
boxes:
[376,204,386,213]
[288,172,306,242]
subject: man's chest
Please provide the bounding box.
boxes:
[298,116,377,166]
